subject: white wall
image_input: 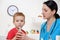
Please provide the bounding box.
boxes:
[0,0,60,39]
[54,0,60,15]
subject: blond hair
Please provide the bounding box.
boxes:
[13,12,25,22]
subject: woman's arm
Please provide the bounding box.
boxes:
[23,35,35,40]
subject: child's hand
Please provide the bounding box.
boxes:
[12,31,35,40]
[15,31,25,40]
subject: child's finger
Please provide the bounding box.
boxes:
[16,35,24,40]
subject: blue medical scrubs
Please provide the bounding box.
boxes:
[40,18,60,40]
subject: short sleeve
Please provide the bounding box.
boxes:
[7,30,15,39]
[6,28,17,39]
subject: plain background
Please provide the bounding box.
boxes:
[0,0,60,40]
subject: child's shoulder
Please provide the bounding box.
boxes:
[10,28,16,31]
[7,28,17,39]
[8,28,18,33]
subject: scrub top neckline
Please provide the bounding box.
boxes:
[45,19,57,35]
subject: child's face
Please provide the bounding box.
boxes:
[13,16,25,29]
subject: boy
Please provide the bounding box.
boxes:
[7,12,26,40]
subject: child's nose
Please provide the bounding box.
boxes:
[19,21,21,24]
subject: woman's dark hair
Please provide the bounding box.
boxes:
[43,0,60,19]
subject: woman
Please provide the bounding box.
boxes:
[40,0,60,40]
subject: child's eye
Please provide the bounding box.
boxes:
[21,20,24,22]
[16,20,19,22]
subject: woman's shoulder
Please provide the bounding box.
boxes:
[56,18,60,30]
[57,18,60,21]
[57,18,60,24]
